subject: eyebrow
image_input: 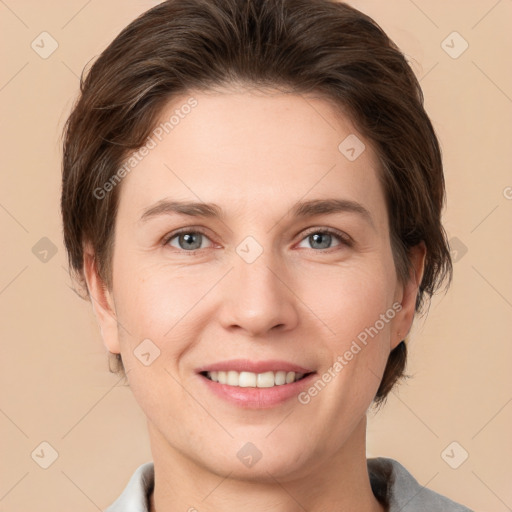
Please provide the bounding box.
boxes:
[140,198,374,228]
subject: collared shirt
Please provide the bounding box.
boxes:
[104,457,474,511]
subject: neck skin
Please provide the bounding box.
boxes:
[148,415,385,512]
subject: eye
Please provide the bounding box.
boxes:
[297,228,352,251]
[162,227,352,254]
[163,229,214,252]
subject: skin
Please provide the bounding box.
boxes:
[84,86,425,512]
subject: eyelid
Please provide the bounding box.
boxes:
[297,226,354,248]
[161,226,214,247]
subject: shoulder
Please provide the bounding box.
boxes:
[104,461,154,512]
[367,457,474,512]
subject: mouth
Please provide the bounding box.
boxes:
[196,359,317,408]
[200,370,314,388]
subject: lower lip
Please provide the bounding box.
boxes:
[199,373,316,409]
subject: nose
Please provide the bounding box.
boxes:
[217,247,299,338]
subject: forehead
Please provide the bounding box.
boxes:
[117,87,386,225]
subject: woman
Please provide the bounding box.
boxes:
[61,0,474,510]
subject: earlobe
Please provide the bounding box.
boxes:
[82,245,121,355]
[392,242,426,349]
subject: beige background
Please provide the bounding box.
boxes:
[1,0,511,510]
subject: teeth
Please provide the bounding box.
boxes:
[206,370,306,387]
[257,371,275,388]
[227,370,238,386]
[239,371,257,387]
[275,371,286,385]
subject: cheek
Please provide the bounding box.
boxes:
[113,256,205,331]
[299,257,398,403]
[300,258,397,338]
[110,265,200,420]
[111,258,224,386]
[110,259,184,362]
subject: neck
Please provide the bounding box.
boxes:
[148,414,384,512]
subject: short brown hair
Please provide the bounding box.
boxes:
[61,0,452,407]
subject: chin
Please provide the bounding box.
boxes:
[199,438,316,483]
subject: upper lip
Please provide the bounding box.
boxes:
[196,359,315,374]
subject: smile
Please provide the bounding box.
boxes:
[196,359,316,408]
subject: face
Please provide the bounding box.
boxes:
[85,87,422,482]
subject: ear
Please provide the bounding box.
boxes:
[391,242,426,350]
[82,243,121,355]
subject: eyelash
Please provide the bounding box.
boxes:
[161,227,353,254]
